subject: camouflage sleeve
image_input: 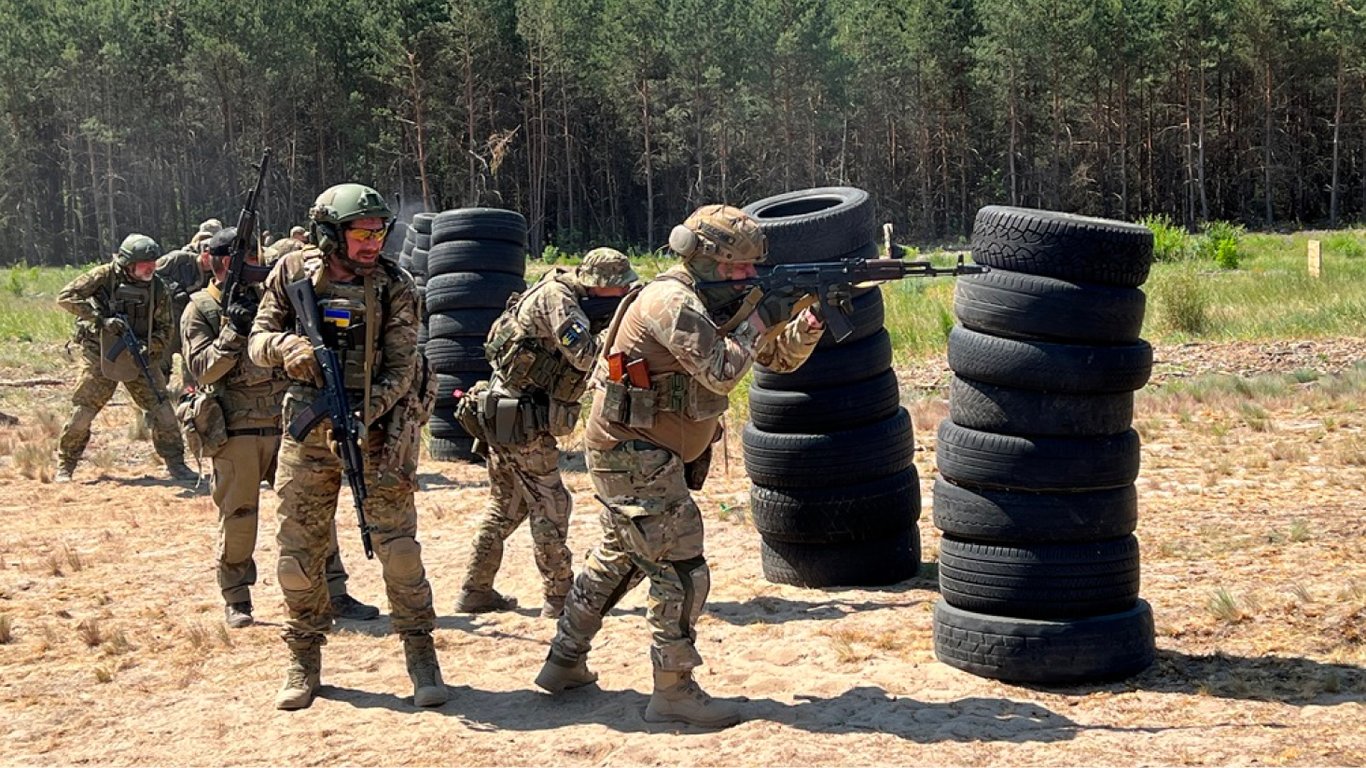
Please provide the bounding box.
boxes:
[181,300,240,387]
[247,260,294,370]
[647,284,759,396]
[55,265,108,323]
[367,274,419,424]
[538,283,597,373]
[754,311,822,372]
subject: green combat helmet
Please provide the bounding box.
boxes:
[307,183,392,262]
[577,247,638,288]
[114,233,161,268]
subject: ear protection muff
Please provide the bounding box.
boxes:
[310,221,341,256]
[669,224,698,257]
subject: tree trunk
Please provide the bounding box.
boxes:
[1330,51,1344,226]
[1262,61,1274,226]
[406,50,432,211]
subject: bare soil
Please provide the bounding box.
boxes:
[2,338,1365,766]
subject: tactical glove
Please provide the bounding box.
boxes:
[101,315,128,336]
[279,334,322,386]
[224,300,256,335]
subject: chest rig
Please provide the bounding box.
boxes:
[304,277,382,396]
[105,274,157,342]
[190,285,280,393]
[484,270,589,403]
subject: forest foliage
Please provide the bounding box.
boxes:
[1,0,1364,265]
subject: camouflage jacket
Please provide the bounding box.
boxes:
[57,262,173,358]
[488,269,598,401]
[247,247,419,429]
[583,264,821,461]
[182,283,286,429]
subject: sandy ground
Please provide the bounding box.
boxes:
[2,338,1365,766]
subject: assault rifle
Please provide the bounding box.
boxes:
[703,255,988,342]
[283,278,374,559]
[220,149,272,310]
[105,312,165,404]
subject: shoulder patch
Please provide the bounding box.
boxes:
[557,317,589,349]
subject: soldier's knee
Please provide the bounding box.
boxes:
[67,406,98,433]
[383,536,424,583]
[277,555,312,593]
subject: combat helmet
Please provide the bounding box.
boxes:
[577,247,638,288]
[668,205,767,265]
[308,183,393,258]
[114,233,161,268]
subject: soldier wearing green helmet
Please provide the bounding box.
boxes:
[454,246,637,620]
[248,183,447,711]
[53,234,194,483]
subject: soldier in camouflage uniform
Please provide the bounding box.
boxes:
[261,225,308,267]
[54,234,195,483]
[248,183,446,711]
[534,205,825,729]
[182,228,380,629]
[455,248,638,619]
[155,219,223,389]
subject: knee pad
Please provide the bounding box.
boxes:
[277,555,312,593]
[383,537,423,584]
[673,556,710,634]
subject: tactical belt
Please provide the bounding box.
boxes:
[624,439,662,452]
[226,427,283,437]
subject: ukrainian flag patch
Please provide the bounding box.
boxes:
[324,308,352,328]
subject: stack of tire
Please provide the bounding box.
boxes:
[421,208,529,462]
[932,205,1157,684]
[739,187,920,588]
[400,213,434,347]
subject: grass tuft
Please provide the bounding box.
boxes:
[93,665,114,684]
[1208,588,1245,623]
[77,618,103,647]
[184,621,211,650]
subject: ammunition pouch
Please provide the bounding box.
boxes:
[490,337,588,403]
[459,384,558,446]
[601,372,728,430]
[176,390,228,458]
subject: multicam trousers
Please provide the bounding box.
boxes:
[461,432,573,603]
[550,441,710,672]
[273,420,435,643]
[58,354,184,465]
[212,433,353,605]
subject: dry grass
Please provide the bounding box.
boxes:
[76,618,103,648]
[1208,588,1246,624]
[183,622,211,650]
[102,628,131,656]
[61,543,85,572]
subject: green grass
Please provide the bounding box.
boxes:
[0,264,89,345]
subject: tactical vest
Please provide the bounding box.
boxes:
[105,273,158,344]
[596,268,730,427]
[311,279,380,395]
[484,269,589,403]
[189,286,285,419]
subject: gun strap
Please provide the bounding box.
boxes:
[715,286,765,336]
[363,275,376,425]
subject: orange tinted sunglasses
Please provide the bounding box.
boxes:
[345,226,387,242]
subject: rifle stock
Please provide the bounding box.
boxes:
[283,277,375,559]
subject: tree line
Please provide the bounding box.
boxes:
[2,0,1363,266]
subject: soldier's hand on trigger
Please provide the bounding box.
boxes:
[279,334,322,386]
[224,300,256,335]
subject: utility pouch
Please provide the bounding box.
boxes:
[602,379,631,425]
[98,331,141,382]
[454,380,490,441]
[493,396,522,443]
[176,390,228,458]
[547,399,581,436]
[627,385,656,429]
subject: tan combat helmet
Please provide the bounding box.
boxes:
[667,204,767,265]
[577,247,638,288]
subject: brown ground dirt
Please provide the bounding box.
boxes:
[1,338,1364,766]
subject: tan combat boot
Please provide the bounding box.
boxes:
[643,669,741,729]
[165,458,197,482]
[403,633,449,707]
[533,651,598,694]
[274,641,322,710]
[454,588,518,614]
[54,457,78,484]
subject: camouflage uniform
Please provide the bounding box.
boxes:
[262,237,304,267]
[55,258,189,477]
[181,281,360,622]
[537,206,822,728]
[457,251,637,618]
[249,247,434,641]
[156,247,208,388]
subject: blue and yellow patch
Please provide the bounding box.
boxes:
[324,308,353,328]
[558,318,588,348]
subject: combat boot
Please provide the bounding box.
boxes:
[454,588,518,614]
[331,594,380,621]
[274,640,322,711]
[402,632,449,707]
[53,458,78,484]
[224,601,253,629]
[533,651,598,694]
[644,669,741,729]
[165,458,197,482]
